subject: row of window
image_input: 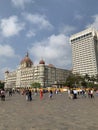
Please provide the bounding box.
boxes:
[71,32,92,42]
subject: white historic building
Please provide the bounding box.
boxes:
[5,53,71,89]
[70,28,98,76]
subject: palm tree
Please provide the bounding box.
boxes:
[65,73,76,88]
[90,75,96,84]
[95,74,98,83]
[84,74,90,82]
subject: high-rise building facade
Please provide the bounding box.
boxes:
[70,28,98,76]
[5,53,71,89]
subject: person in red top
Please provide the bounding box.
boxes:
[40,89,43,99]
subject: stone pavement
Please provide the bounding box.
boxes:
[0,92,98,130]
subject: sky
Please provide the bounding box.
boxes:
[0,0,98,79]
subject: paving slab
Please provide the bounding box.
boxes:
[0,92,98,130]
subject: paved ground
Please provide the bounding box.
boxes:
[0,92,98,130]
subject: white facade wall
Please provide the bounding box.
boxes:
[70,28,98,76]
[5,63,70,89]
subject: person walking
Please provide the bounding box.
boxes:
[49,90,53,99]
[73,89,78,99]
[9,89,12,96]
[25,89,29,101]
[90,89,94,98]
[28,90,32,101]
[88,89,91,98]
[40,89,43,100]
[1,89,5,101]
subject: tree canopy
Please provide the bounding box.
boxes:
[31,82,41,88]
[65,73,98,89]
[0,82,4,89]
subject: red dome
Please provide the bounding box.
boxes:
[39,59,45,64]
[20,53,33,65]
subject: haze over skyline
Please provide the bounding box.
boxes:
[0,0,98,79]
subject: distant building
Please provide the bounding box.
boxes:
[0,80,4,83]
[70,28,98,76]
[5,53,71,89]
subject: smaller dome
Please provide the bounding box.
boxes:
[48,64,55,67]
[5,70,9,73]
[39,59,45,64]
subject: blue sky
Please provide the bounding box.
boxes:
[0,0,98,79]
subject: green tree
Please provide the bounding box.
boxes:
[65,73,77,88]
[0,82,4,89]
[65,73,88,88]
[31,82,41,89]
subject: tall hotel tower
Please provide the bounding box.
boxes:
[70,28,98,76]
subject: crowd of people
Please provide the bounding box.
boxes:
[24,89,53,101]
[68,88,94,99]
[0,87,97,102]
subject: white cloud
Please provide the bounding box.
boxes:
[11,0,33,9]
[0,16,25,37]
[74,13,83,21]
[59,25,76,35]
[23,13,53,30]
[0,44,15,57]
[29,34,72,69]
[86,14,98,29]
[26,30,36,37]
[0,67,7,79]
[0,44,18,79]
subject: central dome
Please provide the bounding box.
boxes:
[39,59,45,64]
[20,52,33,67]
